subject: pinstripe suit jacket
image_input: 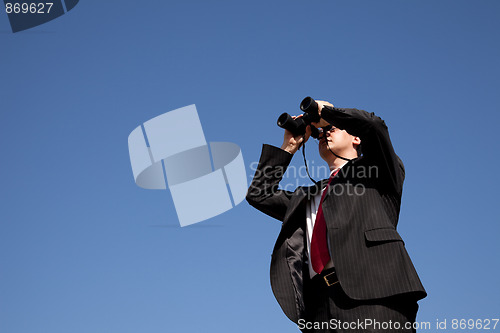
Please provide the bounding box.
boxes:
[246,106,426,324]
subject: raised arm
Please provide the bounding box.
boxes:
[246,122,312,221]
[320,105,404,194]
[246,144,295,221]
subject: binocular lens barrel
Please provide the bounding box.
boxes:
[277,113,306,134]
[276,97,321,136]
[300,97,318,114]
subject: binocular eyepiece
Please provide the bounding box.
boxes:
[277,97,322,138]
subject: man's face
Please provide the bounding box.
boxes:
[318,126,358,160]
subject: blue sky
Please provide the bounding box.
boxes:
[1,1,499,332]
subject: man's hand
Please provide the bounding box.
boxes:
[311,100,333,128]
[281,115,312,154]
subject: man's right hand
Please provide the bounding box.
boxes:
[280,115,312,154]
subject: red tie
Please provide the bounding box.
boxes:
[310,169,339,274]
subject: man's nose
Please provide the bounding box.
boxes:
[319,131,330,140]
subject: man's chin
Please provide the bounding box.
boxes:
[319,142,330,151]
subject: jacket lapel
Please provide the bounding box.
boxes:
[281,179,328,228]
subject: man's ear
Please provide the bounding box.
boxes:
[353,136,362,157]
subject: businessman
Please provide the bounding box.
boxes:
[246,99,426,332]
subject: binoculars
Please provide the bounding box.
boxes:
[277,97,322,138]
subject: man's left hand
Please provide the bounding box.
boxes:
[311,100,333,128]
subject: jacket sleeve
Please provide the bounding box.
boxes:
[246,144,295,222]
[321,106,405,194]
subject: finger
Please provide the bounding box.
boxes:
[303,125,312,142]
[316,100,333,107]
